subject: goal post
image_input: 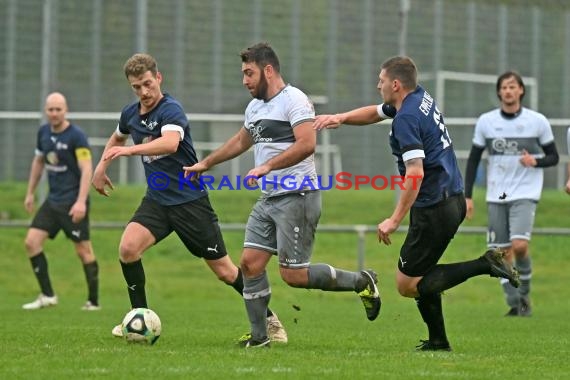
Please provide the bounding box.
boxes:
[420,70,538,114]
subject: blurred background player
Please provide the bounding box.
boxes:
[565,126,570,195]
[314,56,519,351]
[184,42,380,348]
[91,53,286,342]
[464,71,559,317]
[23,92,100,311]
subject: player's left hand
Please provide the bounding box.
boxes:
[104,146,132,161]
[378,218,398,245]
[519,149,537,167]
[69,201,86,224]
[245,164,271,187]
[565,179,570,195]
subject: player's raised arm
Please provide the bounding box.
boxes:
[183,127,253,179]
[314,103,395,130]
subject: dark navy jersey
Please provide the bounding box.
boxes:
[389,86,463,207]
[117,94,205,206]
[36,123,90,204]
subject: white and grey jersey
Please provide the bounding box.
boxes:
[567,126,570,155]
[473,107,554,202]
[243,85,316,197]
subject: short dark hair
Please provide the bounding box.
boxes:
[240,42,280,73]
[123,53,158,78]
[496,70,525,100]
[380,56,418,90]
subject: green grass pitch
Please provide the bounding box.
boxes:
[0,183,569,379]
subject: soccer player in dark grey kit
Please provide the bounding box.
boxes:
[464,71,559,317]
[314,56,520,351]
[92,53,287,342]
[184,42,381,348]
[23,92,100,311]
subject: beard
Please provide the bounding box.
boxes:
[253,71,269,100]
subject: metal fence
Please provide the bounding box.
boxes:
[1,0,570,184]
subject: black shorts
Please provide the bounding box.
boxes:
[398,193,466,277]
[30,200,90,242]
[130,196,228,260]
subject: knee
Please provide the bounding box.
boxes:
[24,236,41,255]
[24,237,36,253]
[279,268,307,288]
[396,282,418,298]
[216,267,237,285]
[281,274,303,288]
[240,257,258,277]
[119,241,142,262]
[511,241,529,258]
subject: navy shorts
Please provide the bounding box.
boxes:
[398,193,466,277]
[130,195,228,260]
[31,200,90,242]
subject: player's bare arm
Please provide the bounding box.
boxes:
[92,132,127,196]
[24,155,45,214]
[314,105,383,130]
[105,130,180,161]
[183,128,253,179]
[378,158,423,245]
[69,155,92,223]
[566,163,570,195]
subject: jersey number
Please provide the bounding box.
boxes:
[433,106,451,149]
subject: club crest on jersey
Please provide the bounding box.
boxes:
[491,138,519,155]
[141,119,159,130]
[248,122,273,143]
[55,141,68,150]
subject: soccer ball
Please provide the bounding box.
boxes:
[121,308,162,345]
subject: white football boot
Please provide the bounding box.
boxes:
[267,313,288,343]
[22,294,58,310]
[81,301,101,311]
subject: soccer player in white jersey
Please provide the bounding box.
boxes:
[183,42,381,348]
[566,127,570,194]
[464,71,559,317]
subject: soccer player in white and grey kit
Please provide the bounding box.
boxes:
[314,56,520,351]
[464,71,559,317]
[184,42,381,348]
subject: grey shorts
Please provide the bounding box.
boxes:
[487,199,537,248]
[244,191,321,268]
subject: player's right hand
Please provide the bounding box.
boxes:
[92,172,114,196]
[465,198,474,219]
[313,114,343,130]
[182,162,209,180]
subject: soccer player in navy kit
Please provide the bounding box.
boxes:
[464,71,559,317]
[314,56,520,351]
[23,92,100,311]
[184,43,381,348]
[91,53,286,341]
